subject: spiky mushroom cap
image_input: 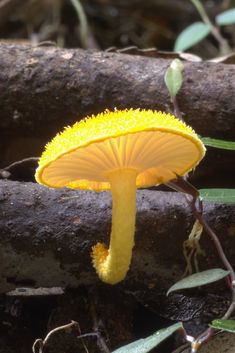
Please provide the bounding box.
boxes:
[35,109,205,285]
[35,109,205,189]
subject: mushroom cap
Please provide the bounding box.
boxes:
[35,109,205,191]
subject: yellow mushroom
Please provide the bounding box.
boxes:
[35,108,206,285]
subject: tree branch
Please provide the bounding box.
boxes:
[0,180,234,294]
[0,44,234,138]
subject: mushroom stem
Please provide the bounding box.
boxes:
[92,168,137,284]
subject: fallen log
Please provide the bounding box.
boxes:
[0,179,234,294]
[0,44,235,138]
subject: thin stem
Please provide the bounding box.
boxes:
[222,301,235,319]
[92,168,137,284]
[190,193,235,350]
[32,321,79,353]
[190,0,213,25]
[190,0,230,54]
[70,0,89,48]
[192,199,235,283]
[167,176,235,318]
[4,157,39,171]
[222,289,235,319]
[1,157,39,179]
[43,321,78,346]
[77,321,89,353]
[89,293,111,353]
[77,333,99,339]
[172,97,184,122]
[168,177,235,284]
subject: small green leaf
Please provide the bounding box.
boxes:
[174,22,211,52]
[210,319,235,333]
[216,8,235,26]
[199,189,235,204]
[202,137,235,150]
[167,269,229,295]
[112,323,183,353]
[164,59,184,100]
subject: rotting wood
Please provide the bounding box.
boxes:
[0,44,235,138]
[0,179,234,294]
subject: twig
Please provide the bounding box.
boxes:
[32,321,78,353]
[32,320,98,353]
[89,291,110,353]
[3,157,39,172]
[191,197,235,283]
[77,320,89,353]
[222,289,235,319]
[0,157,39,179]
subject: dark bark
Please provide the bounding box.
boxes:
[0,179,235,295]
[0,44,235,138]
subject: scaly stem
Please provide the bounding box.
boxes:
[92,169,137,284]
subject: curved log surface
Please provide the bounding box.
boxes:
[0,44,235,138]
[0,180,234,294]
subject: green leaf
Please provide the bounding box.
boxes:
[112,323,183,353]
[210,319,235,333]
[167,269,229,295]
[164,59,184,100]
[174,22,211,52]
[199,189,235,204]
[202,137,235,150]
[216,8,235,26]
